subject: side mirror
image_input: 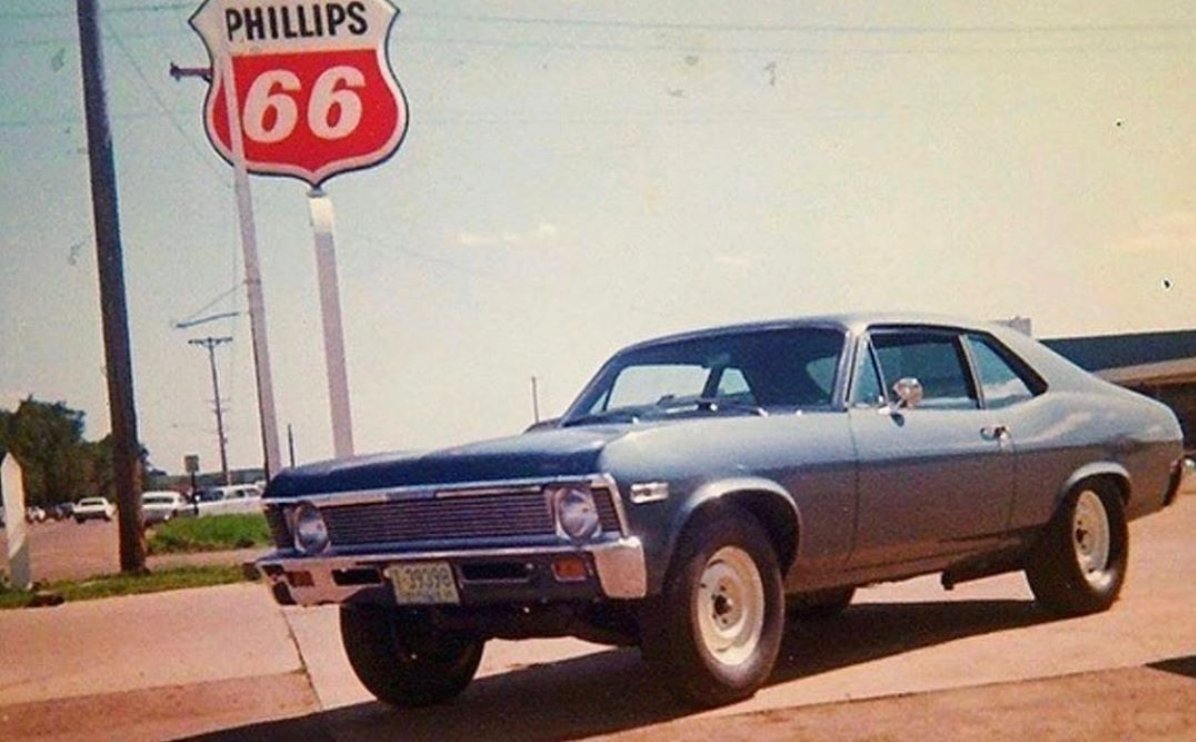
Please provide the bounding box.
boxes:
[892,377,923,409]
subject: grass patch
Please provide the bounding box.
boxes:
[0,565,247,609]
[148,513,272,554]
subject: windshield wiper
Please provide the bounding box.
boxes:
[655,397,769,417]
[560,409,642,427]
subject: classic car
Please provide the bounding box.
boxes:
[194,484,264,517]
[254,314,1184,708]
[141,490,185,524]
[74,496,116,523]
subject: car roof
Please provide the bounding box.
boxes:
[614,312,1012,353]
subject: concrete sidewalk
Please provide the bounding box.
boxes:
[0,582,317,740]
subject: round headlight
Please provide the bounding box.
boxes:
[292,502,330,554]
[555,487,601,540]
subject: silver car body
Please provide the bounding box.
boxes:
[256,313,1182,608]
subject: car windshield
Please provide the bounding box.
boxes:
[564,326,845,425]
[196,489,224,502]
[79,498,104,506]
[143,495,174,505]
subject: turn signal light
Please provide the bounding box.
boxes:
[286,570,314,587]
[552,557,588,582]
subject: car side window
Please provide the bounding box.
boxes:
[851,340,886,407]
[966,334,1040,409]
[871,331,979,410]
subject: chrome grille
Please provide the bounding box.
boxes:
[306,485,623,548]
[325,491,552,545]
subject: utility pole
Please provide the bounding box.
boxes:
[170,61,281,481]
[77,0,145,573]
[189,337,232,486]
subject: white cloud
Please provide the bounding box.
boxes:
[1115,211,1196,254]
[458,222,559,248]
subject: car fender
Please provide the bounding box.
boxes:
[653,476,802,592]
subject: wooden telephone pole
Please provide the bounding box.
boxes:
[77,0,145,572]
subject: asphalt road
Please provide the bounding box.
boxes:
[0,516,262,583]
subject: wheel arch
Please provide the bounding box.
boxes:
[661,477,801,586]
[1059,463,1131,508]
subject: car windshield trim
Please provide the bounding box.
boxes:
[562,326,847,425]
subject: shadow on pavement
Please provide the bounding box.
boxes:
[1148,654,1196,680]
[189,597,1055,741]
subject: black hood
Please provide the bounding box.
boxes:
[265,426,627,498]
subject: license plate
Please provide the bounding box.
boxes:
[386,562,460,605]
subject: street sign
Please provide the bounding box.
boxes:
[190,0,408,186]
[184,454,200,474]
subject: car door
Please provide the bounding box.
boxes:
[847,327,1016,567]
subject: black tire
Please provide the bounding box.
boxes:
[642,507,784,707]
[339,605,485,707]
[788,586,855,620]
[1025,481,1128,617]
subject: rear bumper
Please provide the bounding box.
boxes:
[254,537,647,608]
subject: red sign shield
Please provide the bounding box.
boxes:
[191,0,408,186]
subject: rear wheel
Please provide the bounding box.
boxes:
[339,605,485,707]
[1025,482,1128,616]
[642,507,784,707]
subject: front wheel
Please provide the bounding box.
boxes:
[1025,482,1128,616]
[339,605,485,707]
[642,508,784,707]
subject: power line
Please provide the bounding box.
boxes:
[102,15,231,185]
[0,2,192,20]
[414,11,1196,35]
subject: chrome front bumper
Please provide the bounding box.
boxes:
[255,537,647,607]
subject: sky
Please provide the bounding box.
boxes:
[2,1,1196,477]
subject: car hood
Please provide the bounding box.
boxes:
[265,426,629,498]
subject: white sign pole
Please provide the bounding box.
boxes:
[308,188,355,458]
[217,55,282,478]
[1,454,31,590]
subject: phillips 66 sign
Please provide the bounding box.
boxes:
[190,0,408,186]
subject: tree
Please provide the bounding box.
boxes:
[0,397,147,507]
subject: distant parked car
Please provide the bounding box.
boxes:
[141,490,184,525]
[51,502,75,521]
[74,497,116,523]
[195,484,263,517]
[25,506,46,523]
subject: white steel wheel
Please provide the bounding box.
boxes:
[1025,481,1128,617]
[695,546,766,667]
[642,507,784,707]
[1072,489,1113,589]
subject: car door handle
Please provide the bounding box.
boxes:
[981,424,1011,441]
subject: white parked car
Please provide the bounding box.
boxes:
[141,490,184,525]
[74,497,116,523]
[194,484,263,517]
